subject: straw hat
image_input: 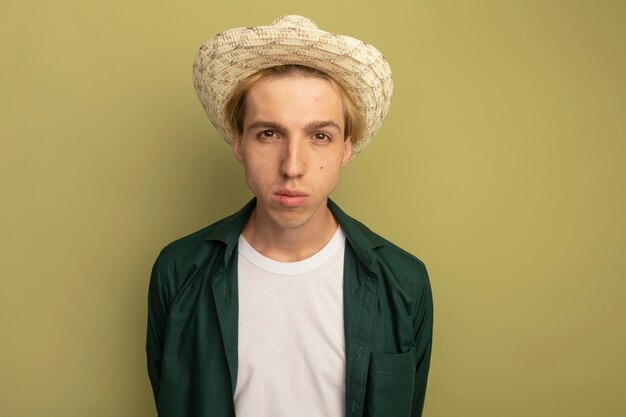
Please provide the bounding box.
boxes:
[192,15,393,158]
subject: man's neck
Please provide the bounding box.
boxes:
[241,203,339,262]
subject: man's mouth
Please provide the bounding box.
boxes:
[273,190,309,207]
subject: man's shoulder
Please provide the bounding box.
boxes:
[341,213,431,317]
[149,212,242,297]
[373,239,430,292]
[347,215,428,274]
[153,210,241,270]
[156,200,254,265]
[331,201,427,275]
[159,220,216,258]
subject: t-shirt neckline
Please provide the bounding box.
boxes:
[238,226,346,275]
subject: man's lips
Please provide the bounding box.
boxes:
[273,190,309,207]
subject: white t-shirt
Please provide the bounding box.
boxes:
[234,227,346,417]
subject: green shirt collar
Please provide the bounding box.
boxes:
[205,198,387,269]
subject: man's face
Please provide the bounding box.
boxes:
[233,75,352,231]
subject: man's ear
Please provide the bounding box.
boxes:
[342,137,353,166]
[233,134,244,163]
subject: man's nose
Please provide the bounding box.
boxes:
[279,137,307,178]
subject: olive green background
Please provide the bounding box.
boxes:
[1,0,625,416]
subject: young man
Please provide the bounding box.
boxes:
[147,15,433,417]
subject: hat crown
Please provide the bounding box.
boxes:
[271,15,319,30]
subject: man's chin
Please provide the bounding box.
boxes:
[268,211,310,230]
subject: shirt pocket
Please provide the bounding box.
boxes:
[364,348,415,417]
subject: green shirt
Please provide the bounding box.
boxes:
[147,199,433,417]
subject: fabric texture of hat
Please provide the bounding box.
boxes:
[192,15,393,158]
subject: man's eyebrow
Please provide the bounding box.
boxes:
[246,120,343,133]
[305,120,342,132]
[246,120,284,130]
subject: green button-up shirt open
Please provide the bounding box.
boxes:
[147,199,433,417]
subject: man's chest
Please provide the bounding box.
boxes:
[234,241,346,416]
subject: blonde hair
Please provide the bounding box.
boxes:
[225,65,363,143]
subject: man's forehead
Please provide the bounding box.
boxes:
[243,77,345,129]
[245,73,340,95]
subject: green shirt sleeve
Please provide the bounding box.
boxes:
[411,266,434,417]
[146,255,168,408]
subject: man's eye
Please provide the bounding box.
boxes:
[313,133,330,141]
[260,130,277,138]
